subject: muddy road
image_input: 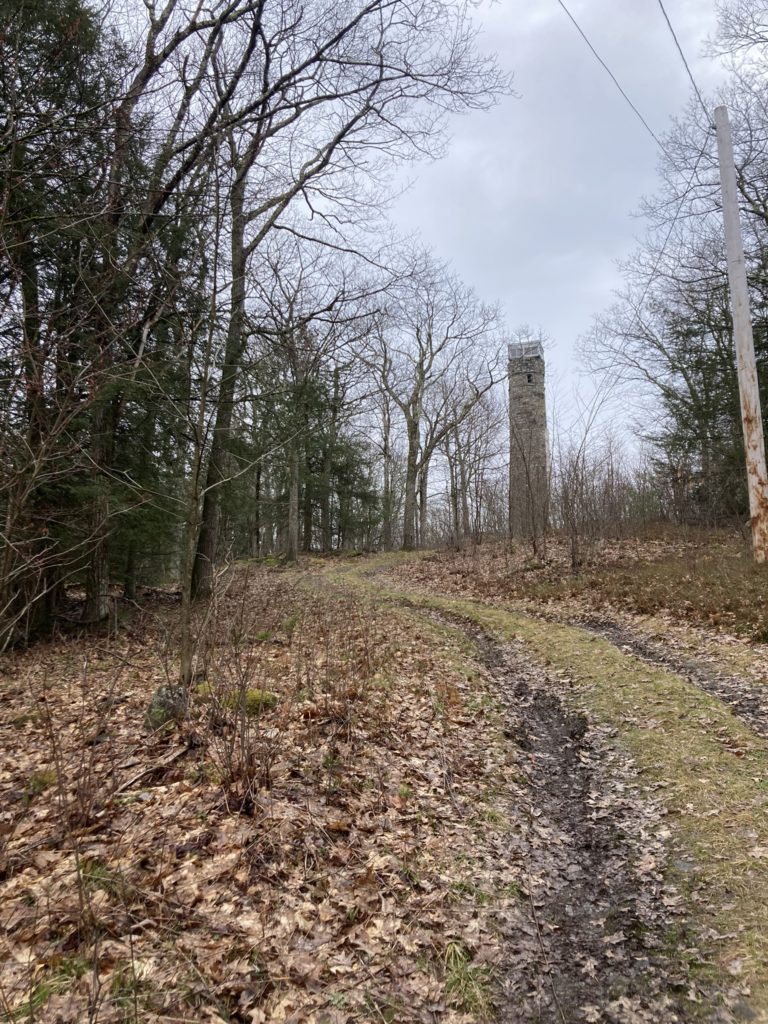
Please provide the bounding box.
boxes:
[562,615,768,742]
[431,611,711,1024]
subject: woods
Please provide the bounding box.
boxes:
[0,0,509,649]
[6,2,768,1022]
[9,0,768,648]
[583,3,768,531]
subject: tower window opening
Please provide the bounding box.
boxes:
[526,373,533,384]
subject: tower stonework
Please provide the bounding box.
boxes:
[508,340,548,544]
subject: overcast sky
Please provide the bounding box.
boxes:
[390,0,726,413]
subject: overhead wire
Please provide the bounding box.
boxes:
[655,0,713,127]
[553,0,670,156]
[553,0,718,336]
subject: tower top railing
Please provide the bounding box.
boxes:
[508,340,544,361]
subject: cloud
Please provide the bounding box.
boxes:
[390,0,722,397]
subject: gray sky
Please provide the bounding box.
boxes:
[390,0,725,411]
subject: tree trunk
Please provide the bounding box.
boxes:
[447,447,460,547]
[83,492,110,623]
[381,401,393,551]
[418,457,429,548]
[192,179,247,598]
[302,473,313,552]
[320,370,340,553]
[82,398,114,623]
[262,467,273,554]
[123,540,137,602]
[320,451,333,552]
[402,418,420,550]
[287,444,300,563]
[179,486,202,687]
[253,460,262,557]
[458,453,471,540]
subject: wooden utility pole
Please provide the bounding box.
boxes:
[715,104,768,562]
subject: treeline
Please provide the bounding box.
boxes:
[5,0,762,656]
[584,0,768,528]
[0,0,514,651]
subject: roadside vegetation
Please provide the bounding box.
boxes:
[365,536,768,1018]
[6,0,768,1021]
[399,529,768,640]
[0,564,525,1023]
[3,532,768,1020]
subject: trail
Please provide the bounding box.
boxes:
[426,609,699,1023]
[553,614,768,741]
[332,556,768,1021]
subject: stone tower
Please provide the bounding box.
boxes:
[508,340,548,544]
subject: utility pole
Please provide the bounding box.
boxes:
[715,104,768,563]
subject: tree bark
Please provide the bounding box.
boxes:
[192,179,247,597]
[446,446,459,547]
[320,369,340,553]
[82,397,115,623]
[320,450,333,553]
[458,450,471,539]
[418,457,430,548]
[302,472,313,552]
[382,444,393,551]
[402,417,420,550]
[287,444,300,563]
[123,541,137,602]
[253,460,262,558]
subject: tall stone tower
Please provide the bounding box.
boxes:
[508,340,548,544]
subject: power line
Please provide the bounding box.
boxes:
[554,0,669,155]
[656,0,712,126]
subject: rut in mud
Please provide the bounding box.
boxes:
[563,616,768,741]
[431,611,705,1024]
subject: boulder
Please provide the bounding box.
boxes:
[144,684,188,731]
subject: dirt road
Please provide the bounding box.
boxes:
[330,554,768,1022]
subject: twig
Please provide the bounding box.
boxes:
[114,746,186,794]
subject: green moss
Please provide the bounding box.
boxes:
[24,768,57,802]
[239,689,278,715]
[196,683,278,716]
[144,684,187,731]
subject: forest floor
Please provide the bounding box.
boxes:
[1,530,768,1023]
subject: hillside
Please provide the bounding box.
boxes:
[2,534,768,1022]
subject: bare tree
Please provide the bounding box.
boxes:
[189,0,510,593]
[442,392,505,547]
[366,254,502,549]
[0,0,309,638]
